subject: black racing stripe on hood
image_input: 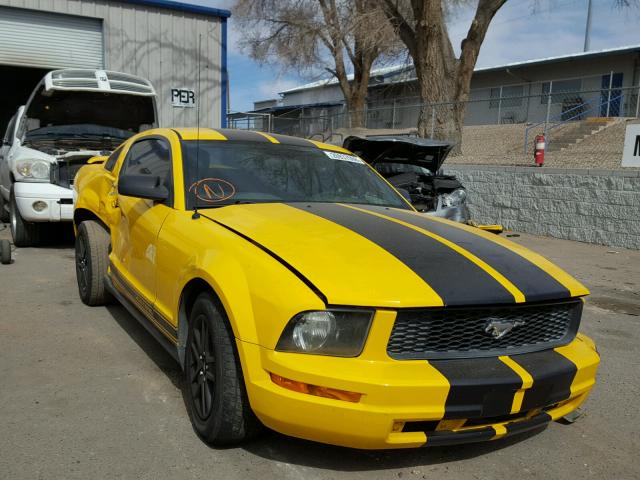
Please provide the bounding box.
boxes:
[357,205,571,302]
[289,203,515,306]
[429,358,522,419]
[200,213,328,305]
[509,350,577,411]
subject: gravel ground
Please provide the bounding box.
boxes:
[0,223,638,480]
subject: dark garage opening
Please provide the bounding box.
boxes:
[0,65,49,137]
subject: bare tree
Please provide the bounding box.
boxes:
[377,0,636,150]
[234,0,401,128]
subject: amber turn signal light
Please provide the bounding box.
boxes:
[270,373,362,403]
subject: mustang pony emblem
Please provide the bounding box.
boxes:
[484,318,526,339]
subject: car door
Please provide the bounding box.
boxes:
[110,136,173,309]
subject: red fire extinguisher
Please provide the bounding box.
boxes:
[534,133,545,167]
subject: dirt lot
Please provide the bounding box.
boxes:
[0,224,638,480]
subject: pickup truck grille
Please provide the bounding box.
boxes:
[387,300,582,360]
[50,161,86,189]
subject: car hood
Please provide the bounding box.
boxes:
[343,136,454,172]
[205,203,588,308]
[25,88,156,133]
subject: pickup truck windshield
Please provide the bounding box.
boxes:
[182,141,410,210]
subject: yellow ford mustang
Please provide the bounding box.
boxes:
[73,128,599,449]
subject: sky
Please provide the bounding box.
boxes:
[188,0,640,112]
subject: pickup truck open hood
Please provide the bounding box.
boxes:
[343,136,454,173]
[25,88,156,133]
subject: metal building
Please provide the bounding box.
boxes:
[0,0,229,130]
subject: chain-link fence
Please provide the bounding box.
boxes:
[229,73,640,167]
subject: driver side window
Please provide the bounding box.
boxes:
[120,138,173,203]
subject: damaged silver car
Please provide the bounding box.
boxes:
[343,135,470,223]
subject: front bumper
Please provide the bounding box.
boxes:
[13,182,74,222]
[237,311,599,449]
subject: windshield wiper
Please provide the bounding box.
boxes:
[196,200,263,209]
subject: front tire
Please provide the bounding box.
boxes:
[184,293,261,445]
[10,190,40,247]
[75,220,112,306]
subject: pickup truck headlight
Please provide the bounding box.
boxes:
[16,159,51,182]
[441,188,467,207]
[276,310,374,357]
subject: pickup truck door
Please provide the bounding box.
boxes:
[110,136,173,310]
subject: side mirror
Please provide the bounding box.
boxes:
[118,175,168,202]
[397,187,412,204]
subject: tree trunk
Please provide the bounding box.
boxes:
[347,94,367,128]
[378,0,507,155]
[410,1,457,143]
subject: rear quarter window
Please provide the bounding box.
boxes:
[104,145,123,172]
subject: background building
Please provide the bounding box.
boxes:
[242,45,640,139]
[0,0,229,130]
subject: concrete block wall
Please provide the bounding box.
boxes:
[444,165,640,250]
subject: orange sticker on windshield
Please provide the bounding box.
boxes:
[189,178,236,203]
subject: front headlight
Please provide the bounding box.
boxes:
[276,309,374,357]
[16,159,51,181]
[441,188,467,207]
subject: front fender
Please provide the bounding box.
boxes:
[154,211,325,349]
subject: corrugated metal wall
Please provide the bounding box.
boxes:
[0,0,223,128]
[0,6,103,68]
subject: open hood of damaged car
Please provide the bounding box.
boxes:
[343,135,454,173]
[205,202,588,308]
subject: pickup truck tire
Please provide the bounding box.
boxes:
[10,190,41,247]
[75,220,112,306]
[185,292,262,446]
[0,239,11,264]
[0,193,9,223]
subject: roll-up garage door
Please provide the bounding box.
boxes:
[0,6,103,69]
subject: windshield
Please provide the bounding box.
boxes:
[182,141,410,209]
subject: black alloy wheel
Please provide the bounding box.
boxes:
[184,293,261,445]
[188,311,216,420]
[75,221,112,306]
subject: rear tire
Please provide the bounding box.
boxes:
[184,292,262,445]
[9,190,41,247]
[0,192,9,223]
[0,239,10,264]
[75,220,112,306]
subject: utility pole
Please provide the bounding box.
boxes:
[583,0,593,52]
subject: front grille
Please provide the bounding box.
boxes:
[50,161,88,189]
[387,300,582,360]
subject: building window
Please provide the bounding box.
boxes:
[489,85,523,108]
[541,79,582,104]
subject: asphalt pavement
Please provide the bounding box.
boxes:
[0,223,638,480]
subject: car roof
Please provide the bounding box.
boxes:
[169,128,352,153]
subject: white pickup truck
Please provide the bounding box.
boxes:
[0,69,157,246]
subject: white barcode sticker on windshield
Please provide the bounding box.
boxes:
[323,151,365,164]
